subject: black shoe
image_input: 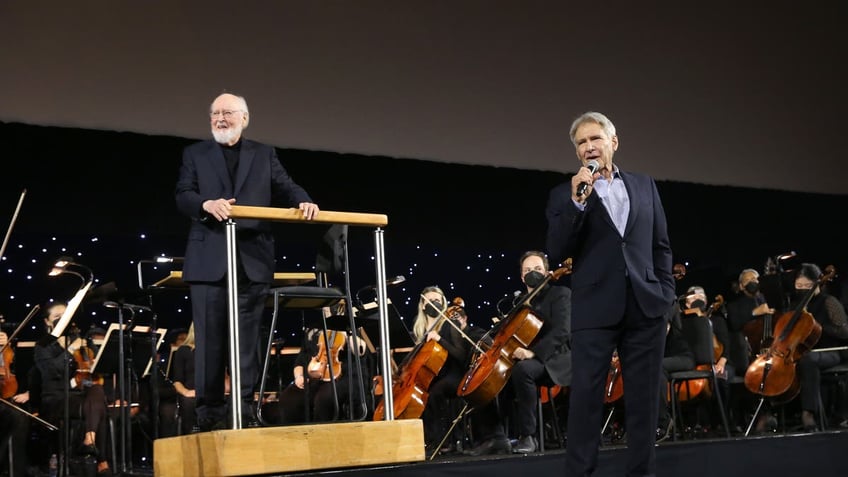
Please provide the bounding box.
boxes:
[463,437,512,456]
[512,435,537,453]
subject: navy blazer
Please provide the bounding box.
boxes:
[175,139,313,284]
[545,171,675,331]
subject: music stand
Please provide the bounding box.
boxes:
[357,299,415,351]
[90,322,165,474]
[91,323,166,379]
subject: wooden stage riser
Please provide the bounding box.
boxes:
[153,419,424,477]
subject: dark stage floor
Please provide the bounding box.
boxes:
[279,429,847,477]
[102,426,847,477]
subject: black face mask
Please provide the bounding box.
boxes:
[689,299,707,312]
[794,289,809,301]
[524,270,546,288]
[424,301,443,318]
[744,282,759,294]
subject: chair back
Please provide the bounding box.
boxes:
[315,224,349,282]
[680,315,716,367]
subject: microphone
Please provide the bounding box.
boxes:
[576,159,600,197]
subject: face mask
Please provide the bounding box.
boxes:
[794,289,809,300]
[524,270,546,289]
[744,282,759,294]
[424,301,443,318]
[689,299,707,312]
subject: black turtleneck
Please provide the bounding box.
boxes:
[221,139,242,181]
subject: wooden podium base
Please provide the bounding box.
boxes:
[153,419,424,477]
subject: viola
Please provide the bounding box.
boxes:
[373,297,465,420]
[307,330,345,381]
[457,261,572,409]
[744,265,834,403]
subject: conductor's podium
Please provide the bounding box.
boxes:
[153,419,424,476]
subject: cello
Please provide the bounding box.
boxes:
[744,265,834,404]
[457,261,572,409]
[372,297,466,421]
[604,352,623,404]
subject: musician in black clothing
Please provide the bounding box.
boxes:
[465,251,572,455]
[655,293,700,442]
[0,329,31,477]
[725,268,778,433]
[11,302,112,475]
[792,263,848,430]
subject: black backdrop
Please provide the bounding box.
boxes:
[2,121,847,342]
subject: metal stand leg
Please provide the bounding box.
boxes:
[745,397,766,436]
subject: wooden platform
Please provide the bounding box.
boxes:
[153,419,424,477]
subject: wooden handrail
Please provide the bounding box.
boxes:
[229,205,388,227]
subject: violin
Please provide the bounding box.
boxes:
[372,296,464,420]
[744,265,833,403]
[0,306,40,399]
[0,336,17,399]
[457,261,573,409]
[71,326,105,388]
[307,330,345,382]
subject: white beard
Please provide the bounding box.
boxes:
[212,124,242,145]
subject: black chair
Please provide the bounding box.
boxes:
[669,316,731,440]
[257,224,369,425]
[819,361,848,429]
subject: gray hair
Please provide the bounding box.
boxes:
[569,111,617,146]
[738,268,759,283]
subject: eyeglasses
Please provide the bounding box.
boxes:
[209,110,243,119]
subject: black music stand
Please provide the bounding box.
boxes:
[91,323,166,380]
[90,322,165,475]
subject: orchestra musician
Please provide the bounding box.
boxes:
[0,329,31,477]
[656,303,694,443]
[408,286,488,456]
[171,323,199,434]
[791,263,848,431]
[725,268,778,433]
[465,251,572,455]
[681,285,734,434]
[275,303,371,425]
[11,301,112,476]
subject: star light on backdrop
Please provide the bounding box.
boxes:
[1,229,535,346]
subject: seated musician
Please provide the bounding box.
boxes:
[725,268,778,433]
[673,286,734,436]
[11,301,112,476]
[0,329,31,477]
[171,323,198,434]
[792,263,848,431]
[409,286,488,456]
[656,300,695,442]
[465,251,572,455]
[276,302,371,424]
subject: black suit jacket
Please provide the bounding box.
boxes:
[175,139,313,283]
[545,171,675,330]
[528,283,572,386]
